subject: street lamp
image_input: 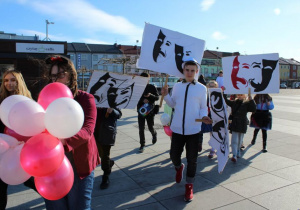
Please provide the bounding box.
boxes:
[43,20,54,41]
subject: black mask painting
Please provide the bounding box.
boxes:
[107,83,134,108]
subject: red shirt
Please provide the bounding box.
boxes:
[64,90,100,179]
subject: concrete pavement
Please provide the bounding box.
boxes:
[6,89,300,210]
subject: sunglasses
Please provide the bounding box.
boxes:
[50,71,67,81]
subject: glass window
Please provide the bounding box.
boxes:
[81,54,87,61]
[93,55,98,61]
[103,54,108,59]
[103,65,108,71]
[113,66,118,72]
[93,64,97,70]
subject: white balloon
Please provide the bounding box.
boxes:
[160,113,171,126]
[0,143,31,185]
[45,98,84,139]
[0,134,19,147]
[0,95,31,129]
[8,100,46,136]
[0,140,9,155]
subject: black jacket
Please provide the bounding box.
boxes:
[137,84,159,110]
[224,96,256,133]
[94,108,122,146]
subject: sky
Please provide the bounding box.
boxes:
[1,0,300,61]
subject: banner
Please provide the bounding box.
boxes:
[208,88,229,173]
[87,71,149,109]
[223,53,279,94]
[137,23,205,78]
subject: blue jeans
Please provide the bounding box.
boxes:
[44,170,94,210]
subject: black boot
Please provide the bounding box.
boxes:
[100,175,110,189]
[262,130,267,153]
[262,142,267,153]
[152,132,157,144]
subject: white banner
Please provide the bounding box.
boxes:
[16,43,64,54]
[137,23,205,78]
[87,71,149,109]
[222,53,279,94]
[208,88,229,174]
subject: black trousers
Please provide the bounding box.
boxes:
[97,143,113,176]
[0,177,36,210]
[170,132,200,183]
[138,113,156,146]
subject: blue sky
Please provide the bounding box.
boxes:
[1,0,300,60]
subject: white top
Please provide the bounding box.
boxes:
[164,81,208,135]
[216,76,224,88]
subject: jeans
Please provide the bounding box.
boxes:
[231,131,244,157]
[44,170,95,210]
[138,113,157,146]
[170,132,199,183]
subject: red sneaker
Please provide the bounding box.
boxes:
[175,163,185,183]
[184,184,193,202]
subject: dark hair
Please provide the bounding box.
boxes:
[183,61,198,69]
[140,72,150,78]
[253,94,272,104]
[46,55,78,96]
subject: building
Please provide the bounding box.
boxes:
[201,50,240,79]
[0,31,39,41]
[67,43,123,90]
[279,57,300,87]
[0,38,67,99]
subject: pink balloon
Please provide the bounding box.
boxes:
[4,127,31,143]
[38,82,73,110]
[163,126,173,137]
[0,139,9,155]
[35,156,74,200]
[20,133,64,177]
[0,144,31,185]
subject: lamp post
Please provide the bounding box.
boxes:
[43,20,54,41]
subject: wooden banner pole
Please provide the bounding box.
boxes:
[159,75,169,108]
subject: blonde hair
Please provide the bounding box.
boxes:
[207,80,218,88]
[0,70,32,103]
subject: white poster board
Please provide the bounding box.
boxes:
[137,23,205,78]
[208,88,229,174]
[87,71,149,109]
[223,53,279,94]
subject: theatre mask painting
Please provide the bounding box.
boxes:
[223,53,279,94]
[137,23,205,78]
[87,72,149,109]
[208,88,230,173]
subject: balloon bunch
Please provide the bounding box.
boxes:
[0,82,84,200]
[160,113,172,137]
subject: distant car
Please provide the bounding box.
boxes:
[280,83,287,89]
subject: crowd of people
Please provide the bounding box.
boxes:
[0,56,275,209]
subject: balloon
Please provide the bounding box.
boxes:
[45,98,84,138]
[35,156,74,200]
[0,143,31,185]
[4,127,31,143]
[0,140,9,155]
[163,126,173,137]
[160,113,171,126]
[0,95,31,129]
[8,100,45,136]
[0,133,19,147]
[38,82,73,110]
[20,133,64,177]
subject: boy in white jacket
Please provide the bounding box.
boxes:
[161,59,212,202]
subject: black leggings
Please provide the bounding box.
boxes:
[254,128,267,143]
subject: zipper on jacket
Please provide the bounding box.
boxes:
[182,83,191,135]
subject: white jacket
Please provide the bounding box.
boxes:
[164,81,208,135]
